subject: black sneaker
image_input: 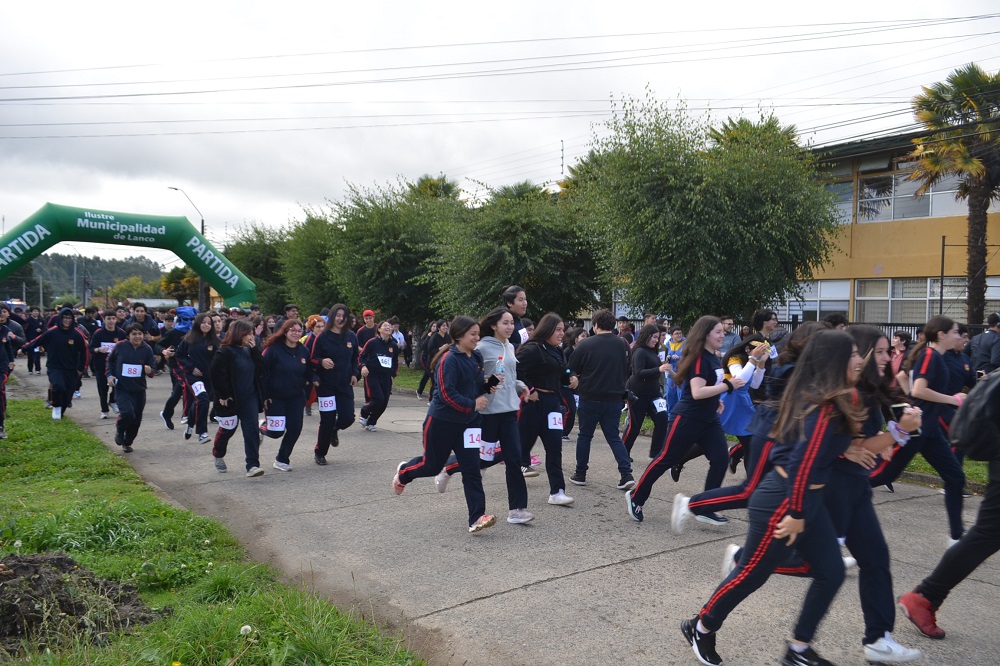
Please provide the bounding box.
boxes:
[681,617,722,666]
[315,455,327,466]
[626,491,643,522]
[122,445,133,453]
[781,643,833,666]
[884,482,894,493]
[160,410,174,430]
[331,430,339,448]
[616,473,636,490]
[671,464,683,482]
[114,433,125,447]
[569,473,587,486]
[728,444,743,473]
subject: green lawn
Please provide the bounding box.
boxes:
[0,399,419,665]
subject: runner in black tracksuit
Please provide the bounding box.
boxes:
[622,324,672,459]
[89,310,126,418]
[627,316,745,523]
[261,319,317,469]
[306,304,359,464]
[393,316,496,533]
[682,329,865,666]
[156,316,188,430]
[359,321,398,431]
[21,307,87,419]
[174,313,219,442]
[106,324,155,453]
[210,321,266,475]
[23,308,44,374]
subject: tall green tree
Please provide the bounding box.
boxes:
[590,94,841,325]
[279,215,343,315]
[428,192,601,319]
[909,63,1000,325]
[224,223,289,314]
[326,183,452,325]
[160,266,199,305]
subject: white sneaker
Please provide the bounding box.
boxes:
[246,466,264,478]
[359,416,369,427]
[180,415,188,424]
[671,493,691,535]
[52,406,62,420]
[272,461,292,472]
[947,536,960,548]
[434,469,450,493]
[548,490,574,506]
[721,543,740,578]
[74,390,81,398]
[110,402,119,414]
[100,412,109,419]
[507,508,535,524]
[863,632,921,663]
[843,555,858,569]
[197,433,211,443]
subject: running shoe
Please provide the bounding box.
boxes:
[468,514,497,533]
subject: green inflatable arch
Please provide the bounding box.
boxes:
[0,203,256,307]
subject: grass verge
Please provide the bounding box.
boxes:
[0,398,419,665]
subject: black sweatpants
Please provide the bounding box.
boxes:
[115,390,146,446]
[212,397,262,471]
[360,373,392,426]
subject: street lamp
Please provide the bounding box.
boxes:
[168,186,209,309]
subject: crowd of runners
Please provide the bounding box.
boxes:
[1,288,998,666]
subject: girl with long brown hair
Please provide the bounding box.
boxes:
[627,316,746,523]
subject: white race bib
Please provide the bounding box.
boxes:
[658,351,666,362]
[122,364,143,378]
[519,328,529,344]
[574,394,580,408]
[479,439,497,462]
[377,354,392,369]
[547,411,564,430]
[191,381,206,396]
[318,395,337,412]
[715,369,725,383]
[464,427,482,449]
[653,398,668,413]
[215,415,238,430]
[266,416,286,432]
[769,345,779,360]
[100,342,115,353]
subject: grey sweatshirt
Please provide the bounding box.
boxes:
[477,335,527,414]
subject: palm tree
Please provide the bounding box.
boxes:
[908,63,1000,325]
[407,174,460,200]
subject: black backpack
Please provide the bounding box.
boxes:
[950,370,1000,461]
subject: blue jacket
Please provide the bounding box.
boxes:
[262,343,316,400]
[307,329,359,393]
[428,346,487,424]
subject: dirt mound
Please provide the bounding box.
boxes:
[0,553,163,657]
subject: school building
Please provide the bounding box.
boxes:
[771,131,1000,326]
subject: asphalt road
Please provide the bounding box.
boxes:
[15,369,998,665]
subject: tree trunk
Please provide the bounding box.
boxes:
[965,183,990,325]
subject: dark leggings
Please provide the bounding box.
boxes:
[622,394,668,457]
[917,472,1000,607]
[689,435,774,516]
[518,393,567,495]
[212,397,262,471]
[631,414,729,507]
[314,386,355,457]
[267,394,306,464]
[444,410,529,509]
[398,416,487,526]
[699,472,845,643]
[361,373,392,426]
[869,431,966,539]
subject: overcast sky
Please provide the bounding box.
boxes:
[1,2,998,273]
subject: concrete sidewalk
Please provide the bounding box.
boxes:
[16,370,998,665]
